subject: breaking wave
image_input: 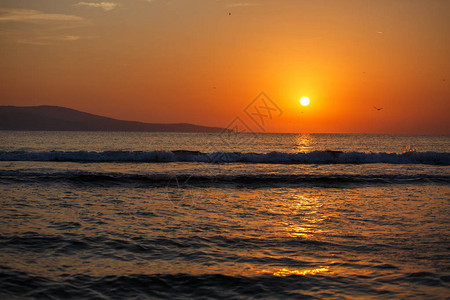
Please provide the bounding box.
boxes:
[1,171,449,187]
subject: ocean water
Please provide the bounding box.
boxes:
[0,131,449,299]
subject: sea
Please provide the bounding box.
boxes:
[0,131,449,299]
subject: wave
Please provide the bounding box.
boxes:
[0,269,400,299]
[1,232,448,299]
[0,150,449,165]
[1,171,449,187]
[0,266,447,299]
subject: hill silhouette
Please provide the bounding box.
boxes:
[0,105,230,132]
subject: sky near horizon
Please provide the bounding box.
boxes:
[0,0,449,134]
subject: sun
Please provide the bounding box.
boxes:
[300,97,310,106]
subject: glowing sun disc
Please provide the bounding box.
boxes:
[300,97,310,106]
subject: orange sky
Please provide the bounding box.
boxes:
[1,0,449,134]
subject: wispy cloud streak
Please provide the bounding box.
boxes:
[76,2,118,11]
[227,2,259,8]
[0,9,84,23]
[18,35,82,45]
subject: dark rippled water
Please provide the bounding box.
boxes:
[0,132,449,299]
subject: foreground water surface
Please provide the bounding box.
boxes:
[0,132,449,299]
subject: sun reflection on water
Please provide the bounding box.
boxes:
[295,133,315,153]
[281,194,325,238]
[265,267,329,277]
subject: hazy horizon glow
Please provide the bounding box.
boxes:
[1,0,449,134]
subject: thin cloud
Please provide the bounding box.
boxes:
[0,8,85,23]
[18,35,82,45]
[76,2,118,11]
[60,35,82,41]
[227,2,259,8]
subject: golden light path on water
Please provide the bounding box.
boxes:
[295,134,315,153]
[270,267,329,277]
[282,194,325,239]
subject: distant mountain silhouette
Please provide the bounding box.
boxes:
[0,105,231,132]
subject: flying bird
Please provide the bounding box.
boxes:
[374,106,383,111]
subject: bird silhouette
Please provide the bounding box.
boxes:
[374,106,383,111]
